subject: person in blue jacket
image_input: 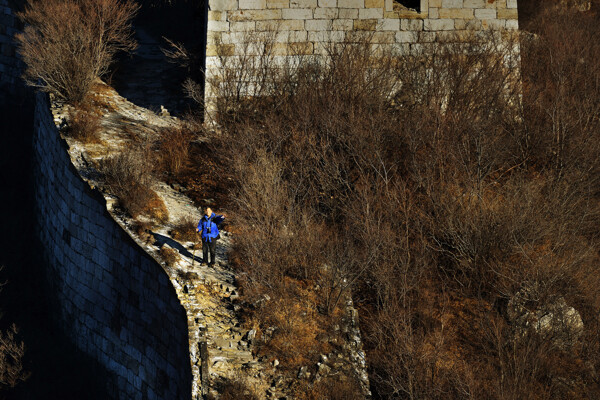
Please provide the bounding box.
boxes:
[196,207,225,266]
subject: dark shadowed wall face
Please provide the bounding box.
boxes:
[32,92,192,399]
[0,0,25,103]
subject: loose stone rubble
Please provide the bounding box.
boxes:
[508,283,584,350]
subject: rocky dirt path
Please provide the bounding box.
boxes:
[52,84,268,398]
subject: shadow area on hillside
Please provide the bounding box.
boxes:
[110,0,205,117]
[153,233,202,263]
[0,94,110,400]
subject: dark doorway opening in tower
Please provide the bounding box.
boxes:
[394,0,420,12]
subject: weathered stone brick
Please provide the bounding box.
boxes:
[207,20,229,32]
[505,19,518,30]
[216,32,238,44]
[267,0,290,7]
[290,0,317,7]
[371,31,395,43]
[338,0,363,8]
[231,21,256,31]
[455,18,481,29]
[359,7,383,18]
[256,19,305,30]
[229,9,282,20]
[442,0,462,7]
[314,7,338,18]
[277,30,309,41]
[209,0,238,10]
[239,0,266,8]
[482,18,505,29]
[305,19,332,30]
[439,8,473,18]
[308,30,345,41]
[474,8,496,19]
[401,18,423,30]
[424,18,454,31]
[497,8,518,19]
[378,18,399,30]
[396,30,417,43]
[463,0,484,7]
[354,19,377,30]
[289,42,314,55]
[281,8,312,18]
[207,43,235,57]
[208,11,226,21]
[338,8,358,18]
[333,19,353,30]
[365,0,384,7]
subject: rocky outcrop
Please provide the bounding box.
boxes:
[508,284,583,349]
[559,0,591,11]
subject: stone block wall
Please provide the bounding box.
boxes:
[32,92,192,399]
[0,0,24,103]
[203,0,519,112]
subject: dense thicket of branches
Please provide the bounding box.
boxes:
[209,4,600,398]
[15,0,139,103]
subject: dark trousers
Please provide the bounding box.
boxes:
[202,239,217,265]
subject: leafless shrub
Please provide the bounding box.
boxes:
[156,126,194,175]
[66,107,101,143]
[100,149,169,223]
[214,377,259,400]
[170,216,199,243]
[304,377,364,400]
[15,0,139,103]
[0,323,29,389]
[159,247,179,266]
[176,270,198,281]
[209,13,600,398]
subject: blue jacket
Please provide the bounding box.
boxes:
[197,213,224,242]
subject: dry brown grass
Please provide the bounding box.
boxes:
[243,277,337,371]
[297,377,364,400]
[159,247,179,266]
[142,192,169,225]
[209,14,600,398]
[170,216,199,243]
[156,126,195,176]
[86,81,119,112]
[131,220,155,245]
[99,150,169,224]
[213,377,259,400]
[66,108,101,143]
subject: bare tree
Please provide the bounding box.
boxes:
[15,0,139,103]
[203,7,600,398]
[0,324,29,389]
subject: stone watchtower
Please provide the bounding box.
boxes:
[202,0,518,115]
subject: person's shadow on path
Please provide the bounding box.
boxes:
[153,232,202,263]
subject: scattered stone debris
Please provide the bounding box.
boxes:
[508,283,584,349]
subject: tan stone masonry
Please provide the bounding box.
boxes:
[203,0,519,117]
